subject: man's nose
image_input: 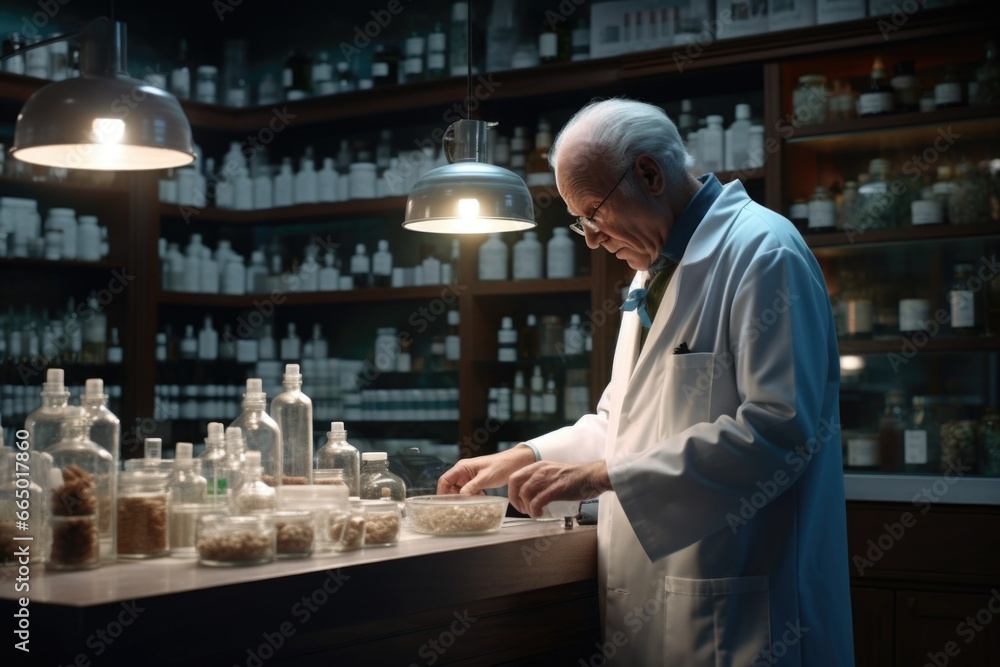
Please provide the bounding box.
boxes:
[583,225,605,250]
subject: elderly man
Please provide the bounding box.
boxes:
[439,99,854,665]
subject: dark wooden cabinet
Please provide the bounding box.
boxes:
[895,590,1000,667]
[852,588,895,667]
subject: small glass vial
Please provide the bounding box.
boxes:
[117,470,171,559]
[231,450,278,514]
[169,443,209,558]
[361,498,401,547]
[316,422,360,497]
[807,186,836,232]
[265,509,314,558]
[197,514,275,566]
[359,452,406,503]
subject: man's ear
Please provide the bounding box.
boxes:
[635,153,664,196]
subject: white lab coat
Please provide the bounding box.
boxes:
[530,180,855,665]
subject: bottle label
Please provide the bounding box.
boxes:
[847,438,879,467]
[543,394,557,414]
[539,33,558,59]
[282,67,292,89]
[903,430,928,464]
[373,256,392,276]
[428,53,446,70]
[911,199,943,226]
[526,172,556,186]
[404,57,423,75]
[949,290,974,328]
[846,300,873,335]
[934,82,962,106]
[446,335,460,361]
[807,201,836,230]
[372,62,389,77]
[858,91,893,115]
[498,347,518,362]
[428,34,447,52]
[513,393,527,414]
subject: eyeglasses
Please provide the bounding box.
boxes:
[569,165,631,236]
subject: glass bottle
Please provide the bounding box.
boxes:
[445,310,460,371]
[904,396,940,474]
[449,2,470,77]
[543,377,558,418]
[525,119,555,187]
[793,74,828,126]
[498,316,518,362]
[24,368,72,453]
[229,378,282,486]
[980,407,1000,477]
[351,243,371,288]
[838,181,859,230]
[538,15,570,64]
[116,469,170,559]
[807,186,836,232]
[232,450,278,514]
[359,452,406,503]
[858,56,894,117]
[890,60,920,112]
[974,41,1000,106]
[315,422,360,497]
[546,228,575,279]
[0,447,45,565]
[948,159,990,225]
[563,314,585,357]
[856,159,896,231]
[271,363,313,485]
[168,442,208,558]
[219,426,246,504]
[125,437,173,473]
[934,66,964,109]
[427,22,448,78]
[949,263,983,336]
[45,412,114,570]
[372,43,400,87]
[199,422,228,504]
[842,271,874,340]
[529,366,545,421]
[79,379,119,561]
[512,370,529,421]
[877,390,908,473]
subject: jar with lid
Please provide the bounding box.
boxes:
[838,181,859,230]
[45,412,114,570]
[539,315,564,357]
[949,263,983,336]
[195,65,219,104]
[279,482,348,555]
[359,452,406,503]
[374,327,400,372]
[792,75,827,126]
[361,499,401,547]
[116,470,170,559]
[856,159,896,231]
[903,396,940,474]
[330,501,366,552]
[980,408,1000,476]
[316,422,360,496]
[807,186,836,232]
[197,514,275,566]
[948,159,989,225]
[940,419,977,473]
[264,510,314,558]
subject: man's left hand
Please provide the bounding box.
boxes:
[507,460,613,518]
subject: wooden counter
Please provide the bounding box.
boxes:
[0,519,599,666]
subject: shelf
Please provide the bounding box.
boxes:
[784,105,1000,153]
[0,174,128,195]
[157,285,452,306]
[469,277,593,297]
[473,358,592,371]
[838,337,1000,355]
[1,362,124,385]
[805,221,1000,249]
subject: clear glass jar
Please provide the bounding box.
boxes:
[278,483,349,556]
[838,181,859,230]
[316,423,360,496]
[948,159,990,225]
[980,408,1000,476]
[270,364,313,486]
[45,415,114,570]
[940,420,978,473]
[539,315,563,358]
[856,159,897,231]
[265,510,314,558]
[793,74,828,126]
[360,500,401,547]
[197,514,275,566]
[807,186,836,232]
[0,449,45,565]
[359,452,406,503]
[117,470,170,559]
[231,450,278,514]
[330,502,366,552]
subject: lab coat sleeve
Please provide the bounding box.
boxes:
[609,245,836,561]
[526,382,612,465]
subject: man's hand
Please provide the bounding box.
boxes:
[437,445,537,495]
[507,460,612,518]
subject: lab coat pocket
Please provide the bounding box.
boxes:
[663,575,770,667]
[656,352,715,438]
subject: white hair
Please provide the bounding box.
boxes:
[548,99,695,197]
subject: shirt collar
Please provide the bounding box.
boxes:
[648,173,723,275]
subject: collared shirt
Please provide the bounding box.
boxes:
[647,173,724,279]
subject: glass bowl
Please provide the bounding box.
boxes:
[405,495,508,536]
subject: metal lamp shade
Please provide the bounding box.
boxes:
[11,74,195,171]
[403,161,536,234]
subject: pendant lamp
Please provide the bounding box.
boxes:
[402,3,535,233]
[8,18,195,171]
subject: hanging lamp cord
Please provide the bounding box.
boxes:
[467,0,473,119]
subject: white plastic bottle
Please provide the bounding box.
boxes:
[351,243,371,288]
[229,379,282,487]
[253,162,274,210]
[273,159,294,208]
[546,228,575,279]
[478,234,508,281]
[421,252,442,285]
[724,104,752,171]
[234,167,254,210]
[294,155,318,205]
[318,157,338,202]
[281,323,301,360]
[270,363,313,485]
[372,240,393,287]
[222,254,246,295]
[183,234,205,293]
[198,316,218,360]
[513,231,543,280]
[298,246,320,292]
[246,250,268,294]
[498,317,518,362]
[200,247,220,294]
[701,115,725,173]
[563,314,585,357]
[259,324,277,360]
[319,253,339,291]
[77,215,101,261]
[310,323,329,359]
